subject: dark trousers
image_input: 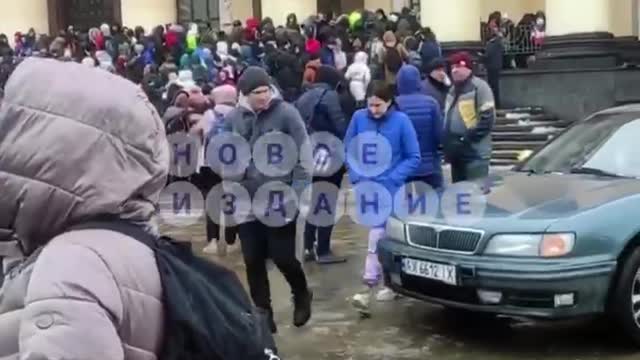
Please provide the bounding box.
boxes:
[451,159,490,183]
[487,69,501,109]
[406,173,444,190]
[239,220,308,311]
[304,168,345,256]
[193,167,238,244]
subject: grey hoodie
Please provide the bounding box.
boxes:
[224,89,312,223]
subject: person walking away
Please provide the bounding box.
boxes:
[381,31,407,87]
[320,37,337,68]
[127,44,146,84]
[287,13,300,31]
[225,66,313,333]
[268,38,303,102]
[0,57,166,360]
[395,64,444,189]
[419,27,441,73]
[333,38,348,72]
[403,36,422,72]
[444,52,496,182]
[338,74,358,124]
[295,66,348,264]
[484,25,504,108]
[345,51,371,108]
[422,57,451,111]
[201,84,240,256]
[0,34,14,58]
[303,53,322,88]
[368,33,385,81]
[344,81,421,316]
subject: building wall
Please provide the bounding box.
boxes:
[364,0,391,13]
[231,0,254,22]
[480,0,545,23]
[0,0,49,45]
[610,0,634,36]
[261,0,317,26]
[120,0,177,32]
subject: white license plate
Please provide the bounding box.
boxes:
[402,258,457,286]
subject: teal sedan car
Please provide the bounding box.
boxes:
[378,105,640,344]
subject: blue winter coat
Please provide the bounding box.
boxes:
[344,108,421,197]
[395,65,443,177]
[420,40,441,71]
[320,46,336,67]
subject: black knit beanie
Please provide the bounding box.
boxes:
[237,66,271,95]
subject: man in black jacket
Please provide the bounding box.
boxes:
[295,66,348,264]
[484,26,504,108]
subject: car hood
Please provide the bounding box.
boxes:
[478,171,640,220]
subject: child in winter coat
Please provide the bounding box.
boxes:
[344,51,371,107]
[201,84,240,256]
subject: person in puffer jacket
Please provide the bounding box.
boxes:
[345,81,420,315]
[444,51,495,182]
[395,64,443,189]
[345,51,371,107]
[0,58,167,359]
[295,66,348,264]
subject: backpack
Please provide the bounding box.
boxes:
[384,45,403,73]
[164,108,189,135]
[69,219,279,360]
[295,89,329,134]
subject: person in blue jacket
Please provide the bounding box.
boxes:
[419,27,441,73]
[395,64,444,189]
[344,81,421,315]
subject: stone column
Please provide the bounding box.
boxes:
[420,0,482,42]
[533,0,623,70]
[220,0,233,30]
[546,0,610,36]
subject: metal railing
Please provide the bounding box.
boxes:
[481,23,544,55]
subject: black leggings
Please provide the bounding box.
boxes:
[192,168,238,244]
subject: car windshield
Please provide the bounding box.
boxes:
[519,112,640,178]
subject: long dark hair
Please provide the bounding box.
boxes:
[423,27,437,42]
[367,80,394,102]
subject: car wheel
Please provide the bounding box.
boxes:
[610,246,640,346]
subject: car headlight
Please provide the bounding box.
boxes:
[385,216,406,241]
[484,233,575,257]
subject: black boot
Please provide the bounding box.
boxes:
[293,289,313,327]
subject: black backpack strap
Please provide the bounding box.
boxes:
[68,217,158,251]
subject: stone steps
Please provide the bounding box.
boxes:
[490,107,571,166]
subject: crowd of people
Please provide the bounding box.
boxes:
[0,8,496,359]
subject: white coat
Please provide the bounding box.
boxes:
[345,52,371,102]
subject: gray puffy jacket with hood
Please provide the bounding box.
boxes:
[0,58,169,360]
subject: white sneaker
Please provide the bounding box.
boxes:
[202,241,218,255]
[226,242,239,254]
[375,287,398,302]
[351,292,372,316]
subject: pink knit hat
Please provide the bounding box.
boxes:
[211,84,238,106]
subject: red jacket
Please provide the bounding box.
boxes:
[166,31,179,49]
